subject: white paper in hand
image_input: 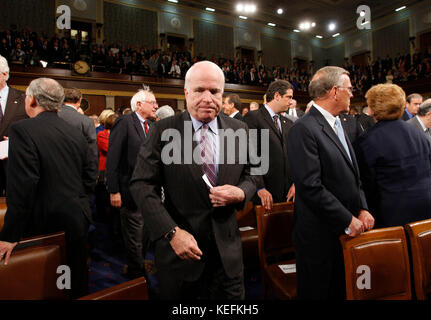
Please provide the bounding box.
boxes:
[278,264,296,274]
[202,174,214,189]
[0,140,8,160]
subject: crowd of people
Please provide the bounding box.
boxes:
[0,25,431,302]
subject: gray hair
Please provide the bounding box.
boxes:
[184,61,225,91]
[418,98,431,116]
[249,101,260,110]
[131,85,153,112]
[156,105,175,120]
[309,66,349,99]
[0,55,10,81]
[26,78,64,111]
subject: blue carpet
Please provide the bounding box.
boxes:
[88,222,261,299]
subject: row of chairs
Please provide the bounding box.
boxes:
[237,201,431,300]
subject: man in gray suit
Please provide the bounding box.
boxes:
[58,88,98,176]
[408,98,431,144]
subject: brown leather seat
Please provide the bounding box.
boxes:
[236,201,259,268]
[405,219,431,300]
[256,202,296,299]
[0,197,6,233]
[0,232,69,300]
[339,226,412,300]
[78,276,149,300]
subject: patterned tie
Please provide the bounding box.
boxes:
[335,117,352,162]
[144,120,149,134]
[273,115,281,135]
[200,124,217,187]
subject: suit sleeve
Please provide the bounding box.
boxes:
[83,117,98,183]
[106,117,126,194]
[0,124,39,242]
[129,124,177,241]
[288,122,353,233]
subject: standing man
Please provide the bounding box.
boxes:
[129,61,257,299]
[58,88,98,178]
[402,93,423,121]
[106,87,158,279]
[287,66,374,299]
[0,55,27,195]
[223,93,244,121]
[408,98,431,144]
[0,78,96,298]
[244,80,295,209]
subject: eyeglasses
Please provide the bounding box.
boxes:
[142,100,158,106]
[337,86,353,94]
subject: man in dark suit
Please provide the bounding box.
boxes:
[58,88,98,178]
[0,55,27,195]
[356,106,375,132]
[287,66,374,299]
[402,93,423,121]
[129,61,257,299]
[407,98,431,144]
[222,93,244,121]
[244,80,295,209]
[0,78,97,298]
[106,87,158,279]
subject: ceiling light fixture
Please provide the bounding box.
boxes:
[332,33,340,37]
[395,6,406,11]
[316,35,323,39]
[236,4,244,11]
[206,7,215,12]
[311,22,316,27]
[328,23,336,31]
[360,10,366,16]
[239,15,248,19]
[168,0,178,3]
[277,8,283,14]
[268,23,276,27]
[293,29,300,32]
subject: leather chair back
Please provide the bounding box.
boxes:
[405,219,431,300]
[78,276,149,300]
[0,232,68,300]
[340,226,412,300]
[0,197,6,232]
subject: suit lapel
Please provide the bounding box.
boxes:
[311,106,357,173]
[261,107,282,140]
[131,112,146,141]
[1,89,20,131]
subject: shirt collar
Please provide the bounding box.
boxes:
[230,110,239,118]
[190,114,218,135]
[135,111,147,124]
[0,85,9,101]
[64,103,78,111]
[264,104,277,118]
[417,116,427,131]
[405,108,413,119]
[313,103,337,132]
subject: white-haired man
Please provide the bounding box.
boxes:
[155,105,175,121]
[0,55,27,194]
[106,86,158,279]
[130,61,258,299]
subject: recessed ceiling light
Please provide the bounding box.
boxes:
[239,15,248,20]
[360,10,366,17]
[277,8,283,14]
[206,7,215,12]
[237,4,244,11]
[328,23,336,31]
[168,0,178,3]
[293,29,300,33]
[268,23,276,27]
[244,4,256,13]
[395,6,406,11]
[332,33,340,37]
[311,22,316,27]
[316,35,323,39]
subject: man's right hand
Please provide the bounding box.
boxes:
[169,227,202,261]
[348,216,365,237]
[110,192,122,208]
[257,188,273,210]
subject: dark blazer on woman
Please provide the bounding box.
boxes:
[354,119,431,227]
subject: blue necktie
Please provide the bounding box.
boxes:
[335,118,352,162]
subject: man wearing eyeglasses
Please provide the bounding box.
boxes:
[287,66,374,299]
[106,86,158,280]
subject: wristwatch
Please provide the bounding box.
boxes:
[165,227,177,241]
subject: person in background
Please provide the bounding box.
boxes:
[97,109,115,134]
[402,93,423,121]
[155,105,175,121]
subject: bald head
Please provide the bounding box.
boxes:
[184,61,225,92]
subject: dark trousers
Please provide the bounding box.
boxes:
[157,239,245,300]
[120,207,150,273]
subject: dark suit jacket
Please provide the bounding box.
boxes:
[58,104,98,176]
[356,113,375,132]
[354,120,431,227]
[244,107,293,202]
[232,111,244,121]
[0,87,27,192]
[402,110,412,121]
[129,111,257,281]
[106,112,150,210]
[339,113,364,144]
[287,106,368,298]
[0,111,96,242]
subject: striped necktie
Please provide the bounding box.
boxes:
[200,124,217,187]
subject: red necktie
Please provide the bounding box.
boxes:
[144,120,149,134]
